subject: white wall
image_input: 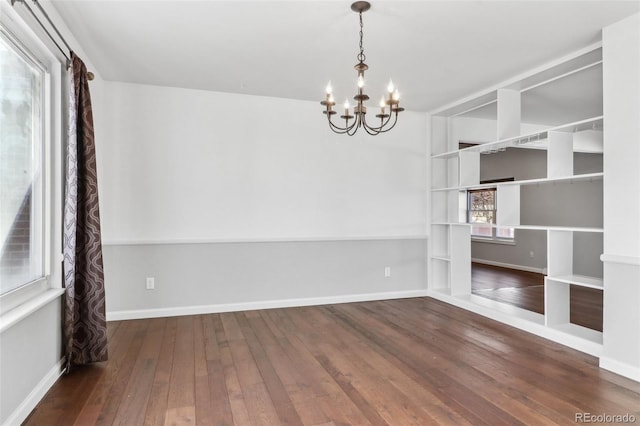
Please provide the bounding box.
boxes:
[600,12,640,382]
[94,82,429,318]
[96,82,427,243]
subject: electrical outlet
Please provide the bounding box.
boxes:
[384,267,391,278]
[146,277,155,290]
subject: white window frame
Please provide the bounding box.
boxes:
[0,3,63,331]
[468,187,516,245]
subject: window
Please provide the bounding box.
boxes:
[468,189,495,237]
[468,186,515,242]
[0,8,62,318]
[1,29,46,295]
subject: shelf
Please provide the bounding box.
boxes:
[548,323,603,345]
[431,255,451,262]
[547,274,604,290]
[467,294,546,324]
[430,45,602,118]
[431,116,603,160]
[517,225,603,233]
[431,172,603,192]
[428,43,606,360]
[429,223,603,233]
[474,224,604,233]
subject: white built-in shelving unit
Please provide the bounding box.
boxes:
[428,45,605,356]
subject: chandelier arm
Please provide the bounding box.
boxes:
[325,113,346,133]
[360,113,384,133]
[346,113,362,136]
[328,118,350,134]
[345,115,360,133]
[327,113,346,131]
[359,115,382,136]
[374,112,400,133]
[360,110,395,134]
[328,113,358,134]
[363,124,381,136]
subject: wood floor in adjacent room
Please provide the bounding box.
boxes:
[26,298,639,425]
[471,262,604,332]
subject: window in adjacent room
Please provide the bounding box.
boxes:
[467,180,515,243]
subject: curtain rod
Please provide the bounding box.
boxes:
[11,0,94,80]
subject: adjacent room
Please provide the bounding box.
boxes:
[1,1,639,424]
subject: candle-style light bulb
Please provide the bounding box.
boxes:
[328,94,335,104]
[392,89,400,101]
[380,97,386,114]
[387,79,395,93]
[326,81,333,94]
[357,75,365,89]
[344,99,350,116]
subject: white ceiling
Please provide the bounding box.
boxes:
[51,0,639,113]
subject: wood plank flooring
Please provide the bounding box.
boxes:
[25,298,639,425]
[471,263,603,332]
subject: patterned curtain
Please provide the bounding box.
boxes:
[63,53,108,371]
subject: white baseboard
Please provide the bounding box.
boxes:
[600,357,640,383]
[2,358,65,426]
[106,289,429,321]
[472,258,546,275]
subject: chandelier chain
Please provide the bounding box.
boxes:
[357,11,366,63]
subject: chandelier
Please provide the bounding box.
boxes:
[321,1,404,136]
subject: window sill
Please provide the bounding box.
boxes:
[471,238,516,246]
[0,288,65,333]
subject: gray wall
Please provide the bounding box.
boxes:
[104,239,426,316]
[472,229,548,271]
[473,147,603,277]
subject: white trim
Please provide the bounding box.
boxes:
[600,254,640,266]
[599,357,640,383]
[0,277,49,315]
[0,288,64,333]
[102,235,428,246]
[106,289,430,321]
[471,258,546,275]
[1,357,65,426]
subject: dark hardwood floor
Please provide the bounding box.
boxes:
[25,298,638,425]
[471,263,603,332]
